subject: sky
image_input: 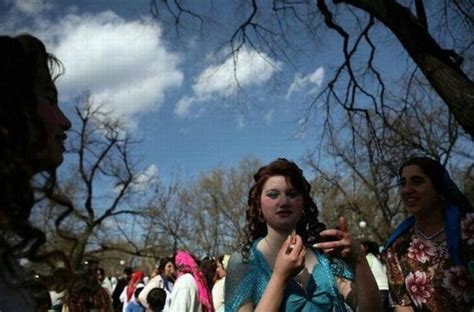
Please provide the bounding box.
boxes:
[1,0,406,184]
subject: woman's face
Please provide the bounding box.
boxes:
[34,64,71,171]
[400,165,441,215]
[260,175,304,232]
[216,261,226,279]
[164,261,175,278]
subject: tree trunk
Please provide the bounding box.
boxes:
[71,227,94,270]
[341,0,474,138]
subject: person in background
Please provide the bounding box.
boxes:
[169,250,214,312]
[200,257,218,290]
[212,255,230,312]
[125,286,145,312]
[0,34,71,311]
[97,267,114,296]
[384,156,473,311]
[112,267,133,312]
[48,267,69,311]
[120,271,145,312]
[361,240,389,311]
[224,158,381,311]
[139,258,176,311]
[62,265,113,312]
[147,288,167,312]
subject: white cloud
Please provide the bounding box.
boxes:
[175,46,281,118]
[7,0,52,15]
[115,164,158,194]
[264,109,273,125]
[174,96,194,118]
[236,115,245,128]
[31,11,183,126]
[132,164,158,192]
[286,67,324,99]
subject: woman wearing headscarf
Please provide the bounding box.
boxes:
[120,271,145,312]
[169,250,214,312]
[384,156,474,311]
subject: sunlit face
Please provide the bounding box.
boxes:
[34,66,71,171]
[164,261,176,278]
[399,165,441,216]
[260,175,304,232]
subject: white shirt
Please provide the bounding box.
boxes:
[169,273,202,312]
[212,277,225,311]
[366,253,389,290]
[138,275,173,311]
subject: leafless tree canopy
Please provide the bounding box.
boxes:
[151,0,473,138]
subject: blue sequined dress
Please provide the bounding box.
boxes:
[224,238,353,312]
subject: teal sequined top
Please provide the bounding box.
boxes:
[224,238,354,312]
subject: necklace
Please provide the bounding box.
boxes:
[415,223,445,240]
[264,236,278,256]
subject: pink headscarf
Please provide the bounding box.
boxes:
[126,271,144,302]
[175,251,214,312]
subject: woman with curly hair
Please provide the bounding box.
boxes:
[384,156,474,311]
[0,34,71,311]
[224,158,381,311]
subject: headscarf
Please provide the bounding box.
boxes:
[126,271,144,302]
[175,251,214,312]
[384,161,472,266]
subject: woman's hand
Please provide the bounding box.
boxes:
[312,216,363,264]
[273,233,306,281]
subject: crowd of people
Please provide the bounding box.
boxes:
[48,252,228,311]
[1,33,473,311]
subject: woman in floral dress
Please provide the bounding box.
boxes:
[384,156,473,311]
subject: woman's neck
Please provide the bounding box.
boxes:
[265,227,293,250]
[415,204,444,233]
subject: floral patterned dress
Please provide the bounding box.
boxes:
[385,213,474,311]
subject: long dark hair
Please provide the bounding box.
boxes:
[400,156,473,215]
[241,158,326,258]
[0,34,69,301]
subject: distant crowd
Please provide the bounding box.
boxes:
[40,252,229,311]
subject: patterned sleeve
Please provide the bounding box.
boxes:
[384,248,413,306]
[224,251,256,311]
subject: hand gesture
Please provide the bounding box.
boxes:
[312,216,362,263]
[273,233,306,281]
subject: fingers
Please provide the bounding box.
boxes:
[280,233,293,253]
[286,230,297,254]
[339,216,348,233]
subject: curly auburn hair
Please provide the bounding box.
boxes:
[240,158,326,258]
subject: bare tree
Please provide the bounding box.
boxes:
[305,80,473,242]
[151,1,474,137]
[32,96,154,270]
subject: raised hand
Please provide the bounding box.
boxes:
[312,216,362,262]
[273,233,307,280]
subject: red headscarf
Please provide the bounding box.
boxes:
[175,251,214,312]
[126,271,144,302]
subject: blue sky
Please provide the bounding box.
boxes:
[1,0,407,183]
